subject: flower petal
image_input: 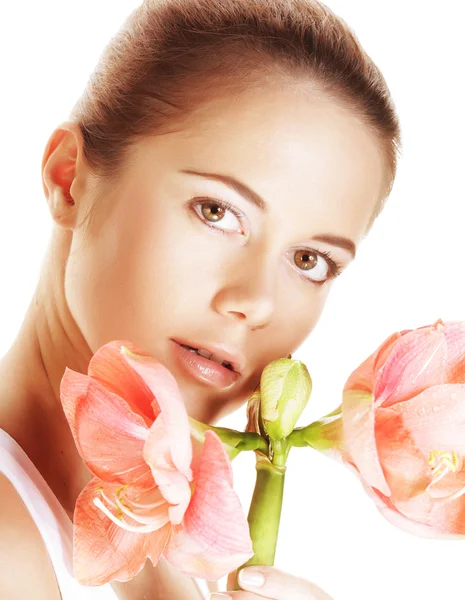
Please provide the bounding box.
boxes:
[394,483,465,537]
[61,368,150,484]
[375,407,431,502]
[88,340,158,425]
[147,523,172,566]
[331,458,445,538]
[163,430,253,580]
[342,389,391,496]
[443,321,465,383]
[60,368,85,455]
[344,331,406,393]
[73,478,151,585]
[120,347,192,481]
[358,479,465,539]
[374,325,448,408]
[143,417,192,525]
[389,384,465,457]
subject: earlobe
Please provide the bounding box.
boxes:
[41,121,84,229]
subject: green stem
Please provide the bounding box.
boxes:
[188,416,269,457]
[271,438,291,466]
[231,453,286,590]
[288,411,344,452]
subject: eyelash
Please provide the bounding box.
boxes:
[190,197,344,285]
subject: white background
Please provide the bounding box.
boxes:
[1,1,464,599]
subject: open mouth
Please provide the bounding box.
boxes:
[179,344,235,371]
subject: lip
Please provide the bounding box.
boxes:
[171,338,245,375]
[170,339,243,389]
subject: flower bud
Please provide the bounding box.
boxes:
[245,388,267,438]
[260,358,312,440]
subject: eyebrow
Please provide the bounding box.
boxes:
[181,168,357,258]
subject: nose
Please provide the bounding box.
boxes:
[211,249,278,330]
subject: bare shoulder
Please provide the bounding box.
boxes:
[0,472,62,600]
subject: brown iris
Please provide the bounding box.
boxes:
[201,202,225,222]
[294,249,317,270]
[199,203,319,275]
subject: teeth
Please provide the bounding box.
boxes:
[214,358,233,370]
[198,348,231,368]
[197,348,214,360]
[181,344,233,370]
[181,344,199,354]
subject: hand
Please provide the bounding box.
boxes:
[208,565,334,599]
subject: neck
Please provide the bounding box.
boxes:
[0,227,96,517]
[0,226,223,519]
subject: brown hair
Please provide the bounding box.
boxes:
[70,0,401,231]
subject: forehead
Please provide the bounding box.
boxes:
[141,84,386,244]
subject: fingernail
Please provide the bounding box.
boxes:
[209,594,232,599]
[238,568,266,588]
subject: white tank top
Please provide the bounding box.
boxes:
[0,428,210,599]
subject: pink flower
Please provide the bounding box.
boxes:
[60,340,253,585]
[317,319,465,538]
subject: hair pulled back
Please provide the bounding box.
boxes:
[70,0,401,228]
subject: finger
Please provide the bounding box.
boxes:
[234,565,334,600]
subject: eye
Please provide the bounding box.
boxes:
[191,197,344,285]
[193,199,244,233]
[191,198,244,234]
[292,249,343,284]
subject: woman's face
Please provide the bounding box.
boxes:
[61,84,386,423]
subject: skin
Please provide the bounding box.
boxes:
[0,80,386,599]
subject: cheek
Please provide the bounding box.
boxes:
[276,280,330,355]
[64,225,152,353]
[64,188,332,366]
[64,205,219,353]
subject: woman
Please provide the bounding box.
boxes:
[0,0,401,598]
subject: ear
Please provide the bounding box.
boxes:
[41,120,91,229]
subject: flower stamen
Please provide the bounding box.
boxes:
[93,486,170,533]
[427,450,465,504]
[116,486,166,510]
[114,494,168,527]
[99,490,119,510]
